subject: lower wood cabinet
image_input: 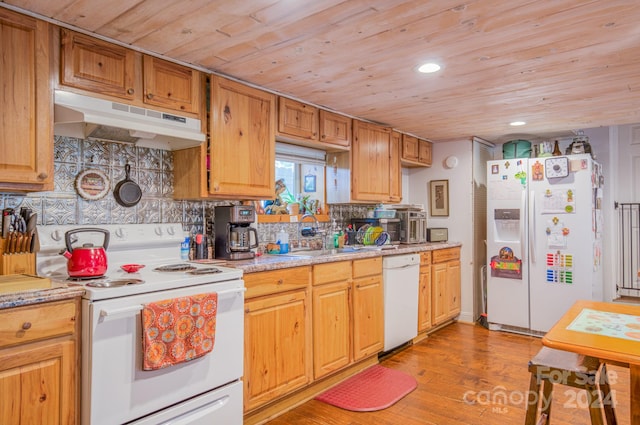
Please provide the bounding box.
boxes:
[417,248,461,333]
[312,261,351,379]
[243,267,312,412]
[417,251,433,332]
[0,298,79,425]
[351,257,384,360]
[431,247,461,327]
[243,258,385,414]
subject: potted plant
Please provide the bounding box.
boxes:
[281,189,300,215]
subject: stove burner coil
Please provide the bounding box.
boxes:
[153,263,197,272]
[186,267,222,275]
[86,279,144,288]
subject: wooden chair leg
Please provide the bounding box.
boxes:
[599,364,617,425]
[540,379,553,424]
[525,372,541,425]
[585,383,605,425]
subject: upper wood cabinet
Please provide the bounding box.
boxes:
[174,76,276,200]
[278,97,318,141]
[389,131,402,203]
[0,9,53,192]
[277,97,351,151]
[319,110,351,149]
[401,134,433,167]
[142,55,201,114]
[208,76,276,199]
[60,29,202,116]
[351,120,401,203]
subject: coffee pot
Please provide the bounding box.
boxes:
[229,226,258,252]
[214,205,259,260]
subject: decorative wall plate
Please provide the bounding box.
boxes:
[75,169,110,200]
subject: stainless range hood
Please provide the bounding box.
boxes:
[53,90,206,150]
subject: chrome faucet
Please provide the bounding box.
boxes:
[299,213,327,250]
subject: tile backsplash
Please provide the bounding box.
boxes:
[0,136,229,234]
[0,136,372,247]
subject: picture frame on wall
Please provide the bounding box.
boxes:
[429,179,449,216]
[304,174,316,192]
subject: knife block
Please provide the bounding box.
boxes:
[0,237,36,275]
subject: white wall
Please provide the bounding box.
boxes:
[406,139,475,323]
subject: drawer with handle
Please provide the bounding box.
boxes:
[0,299,77,349]
[432,247,460,263]
[244,266,310,298]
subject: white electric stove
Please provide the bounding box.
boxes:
[36,223,245,425]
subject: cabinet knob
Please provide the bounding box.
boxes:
[22,322,32,330]
[146,93,154,100]
[127,88,135,95]
[277,279,284,285]
[37,173,48,180]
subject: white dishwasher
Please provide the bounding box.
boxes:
[382,253,421,351]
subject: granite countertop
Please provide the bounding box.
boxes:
[230,242,461,273]
[0,280,84,310]
[0,243,460,309]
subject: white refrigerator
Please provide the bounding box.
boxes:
[486,154,604,333]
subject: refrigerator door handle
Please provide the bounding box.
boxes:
[520,190,526,262]
[529,189,536,263]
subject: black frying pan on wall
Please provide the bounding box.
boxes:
[113,164,142,207]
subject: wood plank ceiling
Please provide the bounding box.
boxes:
[4,0,640,144]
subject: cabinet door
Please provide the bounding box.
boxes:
[419,140,433,166]
[351,120,392,202]
[389,131,402,202]
[447,260,461,319]
[352,275,384,360]
[0,9,53,191]
[401,134,420,162]
[210,76,275,199]
[244,290,310,411]
[60,28,137,100]
[319,110,351,148]
[417,266,432,332]
[143,55,201,115]
[431,263,448,326]
[0,339,76,425]
[312,281,351,379]
[277,97,318,140]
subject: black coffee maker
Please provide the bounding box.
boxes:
[214,205,258,260]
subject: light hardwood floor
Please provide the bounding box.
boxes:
[265,322,631,425]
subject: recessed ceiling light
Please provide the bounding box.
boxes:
[418,63,441,73]
[510,121,526,126]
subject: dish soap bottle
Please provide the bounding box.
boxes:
[276,226,289,254]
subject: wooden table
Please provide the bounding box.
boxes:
[542,300,640,425]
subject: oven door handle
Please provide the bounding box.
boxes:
[98,287,246,318]
[99,304,143,318]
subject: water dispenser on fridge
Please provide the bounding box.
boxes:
[490,208,523,279]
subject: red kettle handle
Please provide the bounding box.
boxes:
[65,228,110,252]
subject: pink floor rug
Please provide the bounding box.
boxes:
[314,365,417,412]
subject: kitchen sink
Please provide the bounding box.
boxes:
[282,249,334,257]
[271,247,373,258]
